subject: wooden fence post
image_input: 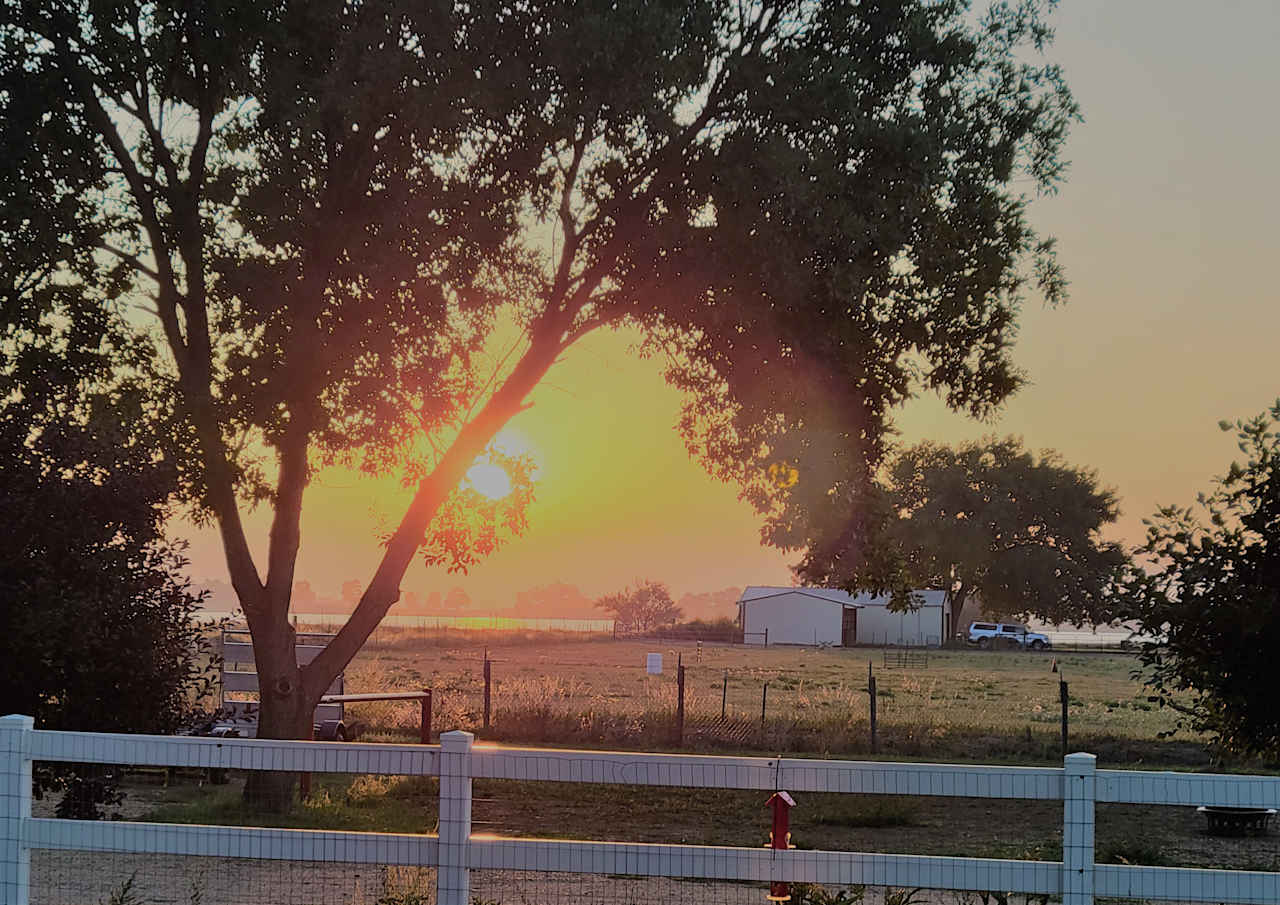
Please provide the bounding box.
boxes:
[437,730,475,905]
[1,714,33,905]
[1063,752,1097,905]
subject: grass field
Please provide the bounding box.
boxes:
[95,632,1278,884]
[330,634,1206,767]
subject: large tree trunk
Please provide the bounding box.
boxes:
[240,605,315,810]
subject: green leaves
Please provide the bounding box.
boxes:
[798,437,1128,626]
[1123,400,1280,759]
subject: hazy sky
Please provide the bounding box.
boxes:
[179,0,1280,610]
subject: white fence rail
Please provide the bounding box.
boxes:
[4,713,1280,905]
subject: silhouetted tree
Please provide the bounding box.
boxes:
[597,580,682,633]
[2,0,1078,800]
[799,438,1129,626]
[0,294,214,815]
[1122,403,1280,760]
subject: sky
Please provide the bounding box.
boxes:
[179,0,1280,613]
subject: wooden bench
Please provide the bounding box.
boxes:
[218,630,347,740]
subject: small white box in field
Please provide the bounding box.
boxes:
[646,653,663,675]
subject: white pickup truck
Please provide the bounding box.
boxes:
[966,621,1051,650]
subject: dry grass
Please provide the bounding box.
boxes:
[333,637,1207,766]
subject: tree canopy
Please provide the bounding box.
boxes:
[1122,402,1280,760]
[1,0,1078,760]
[798,438,1128,626]
[0,284,213,739]
[596,580,682,633]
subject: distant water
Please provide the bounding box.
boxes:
[198,610,615,633]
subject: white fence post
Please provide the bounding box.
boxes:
[1063,752,1096,905]
[1,715,34,905]
[438,730,474,905]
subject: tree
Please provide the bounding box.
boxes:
[798,438,1128,627]
[2,0,1077,791]
[0,281,214,815]
[340,580,364,609]
[1122,402,1280,760]
[443,587,472,614]
[676,587,744,622]
[597,580,682,633]
[515,582,595,619]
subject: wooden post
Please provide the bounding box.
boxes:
[1060,679,1069,756]
[761,682,769,729]
[676,664,686,746]
[721,669,728,721]
[420,688,433,744]
[764,627,769,647]
[869,662,878,754]
[483,657,492,731]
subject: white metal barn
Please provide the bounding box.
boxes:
[738,586,950,647]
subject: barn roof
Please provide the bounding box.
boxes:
[738,586,863,607]
[738,586,948,608]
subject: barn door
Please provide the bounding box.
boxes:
[841,607,858,646]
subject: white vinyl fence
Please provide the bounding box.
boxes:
[4,713,1280,905]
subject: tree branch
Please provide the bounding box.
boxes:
[302,333,564,696]
[96,242,159,282]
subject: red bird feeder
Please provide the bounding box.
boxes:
[766,790,796,901]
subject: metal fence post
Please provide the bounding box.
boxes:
[676,664,686,746]
[1063,752,1096,905]
[438,730,475,905]
[1,714,34,905]
[1060,680,1070,756]
[868,667,878,754]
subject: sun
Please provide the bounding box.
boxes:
[465,461,512,500]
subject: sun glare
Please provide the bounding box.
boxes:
[466,462,513,500]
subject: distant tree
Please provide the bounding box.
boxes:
[597,580,682,633]
[515,582,595,618]
[3,0,1077,803]
[292,580,318,610]
[444,587,472,614]
[340,581,364,608]
[676,587,744,622]
[1122,403,1280,760]
[798,438,1128,626]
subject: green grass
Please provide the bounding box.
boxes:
[144,774,439,834]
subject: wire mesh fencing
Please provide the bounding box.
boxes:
[9,716,1280,905]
